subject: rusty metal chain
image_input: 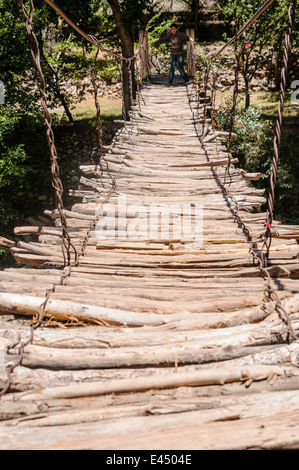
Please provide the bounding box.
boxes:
[0,265,72,397]
[128,58,135,116]
[185,0,299,341]
[0,0,79,398]
[261,0,297,265]
[213,0,276,59]
[200,57,211,136]
[223,39,246,187]
[17,0,78,268]
[222,189,298,342]
[43,0,139,62]
[81,39,116,189]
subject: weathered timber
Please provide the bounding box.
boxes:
[1,76,299,450]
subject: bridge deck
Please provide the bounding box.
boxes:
[1,78,299,449]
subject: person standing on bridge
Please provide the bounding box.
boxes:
[152,24,193,86]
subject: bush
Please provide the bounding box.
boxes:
[214,100,299,224]
[0,108,30,219]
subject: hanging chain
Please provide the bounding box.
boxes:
[128,58,135,115]
[223,39,246,187]
[81,39,115,190]
[0,266,72,397]
[82,40,103,157]
[210,62,220,153]
[186,0,299,343]
[1,0,79,397]
[17,0,78,268]
[261,0,297,265]
[200,57,212,136]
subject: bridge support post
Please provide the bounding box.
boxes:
[186,28,196,79]
[139,31,150,81]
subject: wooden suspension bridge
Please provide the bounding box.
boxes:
[0,73,299,449]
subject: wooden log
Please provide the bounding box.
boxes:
[44,209,95,221]
[16,241,62,258]
[19,364,290,401]
[240,171,262,181]
[1,354,299,397]
[1,406,299,450]
[3,387,299,432]
[1,316,298,370]
[14,227,61,238]
[3,335,288,371]
[0,236,15,249]
[0,293,172,326]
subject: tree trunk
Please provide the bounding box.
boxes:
[107,0,136,118]
[243,60,250,109]
[194,0,199,39]
[39,34,74,124]
[275,52,281,92]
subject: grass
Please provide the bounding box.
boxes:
[247,91,299,147]
[215,89,299,133]
[52,95,123,129]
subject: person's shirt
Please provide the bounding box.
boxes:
[153,32,190,54]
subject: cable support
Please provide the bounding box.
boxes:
[43,0,139,62]
[213,0,277,59]
[261,0,297,265]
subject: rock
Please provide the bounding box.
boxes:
[221,77,234,86]
[37,195,47,201]
[250,78,260,87]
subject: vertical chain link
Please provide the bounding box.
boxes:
[261,0,297,265]
[17,0,78,268]
[0,0,78,398]
[223,40,245,187]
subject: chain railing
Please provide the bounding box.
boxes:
[1,0,298,397]
[190,0,298,342]
[261,0,297,265]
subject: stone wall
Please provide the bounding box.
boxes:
[201,46,299,93]
[12,121,120,228]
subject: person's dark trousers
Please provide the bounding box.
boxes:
[169,53,189,84]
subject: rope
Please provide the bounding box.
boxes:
[17,0,78,268]
[223,38,247,187]
[191,0,298,341]
[261,0,297,264]
[186,79,298,342]
[0,0,122,397]
[0,0,80,398]
[81,39,115,187]
[213,0,276,59]
[43,0,138,62]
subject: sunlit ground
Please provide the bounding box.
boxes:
[52,94,122,127]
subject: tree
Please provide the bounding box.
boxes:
[106,0,156,116]
[216,0,298,108]
[178,0,203,38]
